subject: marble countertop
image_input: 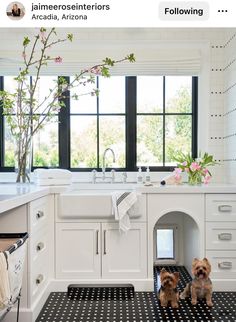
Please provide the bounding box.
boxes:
[0,182,236,214]
[0,184,66,214]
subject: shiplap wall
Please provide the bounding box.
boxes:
[224,31,236,183]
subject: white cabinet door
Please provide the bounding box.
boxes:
[102,223,147,279]
[56,223,101,279]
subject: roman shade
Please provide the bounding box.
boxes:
[0,47,201,76]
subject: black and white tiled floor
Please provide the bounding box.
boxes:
[36,266,236,322]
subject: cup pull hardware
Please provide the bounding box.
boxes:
[104,230,107,255]
[36,242,45,252]
[218,261,232,269]
[218,233,232,241]
[218,205,232,213]
[36,210,44,219]
[96,230,99,255]
[36,274,44,285]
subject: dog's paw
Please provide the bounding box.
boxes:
[172,304,179,309]
[207,301,213,307]
[180,293,185,300]
[191,299,197,305]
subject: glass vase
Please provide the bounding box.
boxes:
[15,136,32,183]
[188,172,202,185]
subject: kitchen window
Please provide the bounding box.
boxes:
[0,75,198,171]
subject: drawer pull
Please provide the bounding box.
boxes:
[218,233,232,241]
[104,230,107,255]
[36,210,44,219]
[96,230,99,255]
[36,242,45,252]
[218,205,232,212]
[36,274,44,285]
[218,261,232,269]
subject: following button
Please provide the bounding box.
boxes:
[159,1,209,21]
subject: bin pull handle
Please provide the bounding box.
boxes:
[36,274,44,285]
[218,261,232,269]
[218,205,232,212]
[36,210,44,219]
[36,242,45,252]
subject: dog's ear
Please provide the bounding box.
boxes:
[203,258,211,271]
[160,268,166,273]
[203,258,209,264]
[173,272,180,281]
[192,258,199,266]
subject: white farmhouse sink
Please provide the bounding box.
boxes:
[58,184,144,219]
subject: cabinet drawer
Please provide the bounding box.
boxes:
[206,251,236,279]
[206,194,236,221]
[29,196,50,233]
[206,222,236,250]
[30,261,49,303]
[30,228,50,268]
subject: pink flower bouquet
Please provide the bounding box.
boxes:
[173,152,218,185]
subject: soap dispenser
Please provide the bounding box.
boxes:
[145,166,151,183]
[137,166,143,183]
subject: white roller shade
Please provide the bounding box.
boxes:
[0,47,201,76]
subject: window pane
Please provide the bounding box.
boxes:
[4,119,14,167]
[99,116,125,168]
[33,121,59,167]
[33,76,58,114]
[70,116,97,168]
[137,115,163,166]
[99,77,125,113]
[70,77,97,114]
[137,76,163,113]
[4,76,18,93]
[157,229,174,259]
[4,76,32,113]
[165,115,192,166]
[165,76,192,113]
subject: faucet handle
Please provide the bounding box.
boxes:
[91,169,97,183]
[122,172,127,183]
[111,169,116,183]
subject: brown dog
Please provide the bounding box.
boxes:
[158,268,180,308]
[180,258,213,306]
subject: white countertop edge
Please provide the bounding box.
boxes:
[0,183,236,214]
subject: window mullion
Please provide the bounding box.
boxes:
[0,76,4,167]
[59,76,70,169]
[192,76,198,158]
[163,76,166,167]
[126,77,137,170]
[97,77,100,169]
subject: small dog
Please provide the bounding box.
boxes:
[158,268,180,308]
[180,258,213,307]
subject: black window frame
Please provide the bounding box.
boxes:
[0,75,198,172]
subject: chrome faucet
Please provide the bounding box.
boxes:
[102,148,116,180]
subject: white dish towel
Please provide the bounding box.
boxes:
[111,191,138,233]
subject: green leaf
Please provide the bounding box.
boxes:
[67,33,73,42]
[101,66,110,77]
[23,37,30,47]
[126,53,135,62]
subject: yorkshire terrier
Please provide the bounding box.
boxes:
[158,268,180,308]
[180,258,213,307]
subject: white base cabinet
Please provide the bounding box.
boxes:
[102,222,147,279]
[56,222,147,280]
[56,223,101,279]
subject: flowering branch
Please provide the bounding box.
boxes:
[0,27,135,182]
